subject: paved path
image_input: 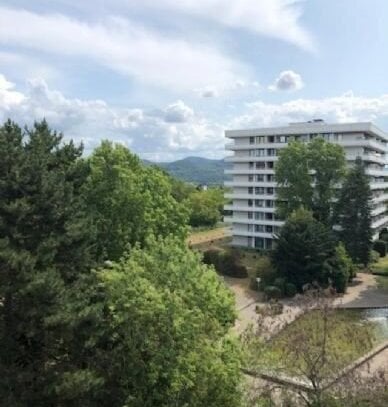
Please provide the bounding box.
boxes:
[335,273,388,308]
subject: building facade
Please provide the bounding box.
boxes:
[224,121,388,249]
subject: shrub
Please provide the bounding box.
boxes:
[370,250,380,264]
[273,277,286,296]
[256,256,277,289]
[263,285,282,300]
[373,240,386,257]
[203,248,248,278]
[285,283,297,297]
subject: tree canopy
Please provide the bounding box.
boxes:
[335,156,373,265]
[276,138,346,224]
[83,141,189,261]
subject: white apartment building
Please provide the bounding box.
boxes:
[224,121,388,249]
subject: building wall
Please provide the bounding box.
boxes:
[224,122,388,249]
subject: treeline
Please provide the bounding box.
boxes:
[0,120,241,406]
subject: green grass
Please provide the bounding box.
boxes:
[244,309,388,378]
[371,256,388,276]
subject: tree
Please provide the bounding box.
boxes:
[276,138,346,224]
[0,120,96,405]
[335,157,373,265]
[59,237,243,406]
[271,209,339,292]
[187,188,225,227]
[83,141,189,261]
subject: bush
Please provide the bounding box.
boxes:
[284,283,297,297]
[203,248,248,278]
[373,240,386,257]
[256,256,277,289]
[273,277,286,296]
[370,250,380,264]
[263,285,282,300]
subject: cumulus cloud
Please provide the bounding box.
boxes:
[0,74,224,158]
[164,100,194,123]
[269,70,304,91]
[3,74,388,160]
[126,0,315,51]
[0,6,248,92]
[230,93,388,129]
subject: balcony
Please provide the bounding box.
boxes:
[370,182,388,190]
[224,216,284,226]
[373,194,388,204]
[372,216,388,230]
[224,156,279,163]
[224,204,276,213]
[224,181,277,188]
[224,169,275,175]
[231,230,275,239]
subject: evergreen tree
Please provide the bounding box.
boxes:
[272,209,337,291]
[0,120,96,405]
[335,156,373,265]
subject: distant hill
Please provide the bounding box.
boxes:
[144,156,229,185]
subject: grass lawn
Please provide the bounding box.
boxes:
[371,256,388,276]
[244,308,388,378]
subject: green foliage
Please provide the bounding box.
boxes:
[370,250,381,264]
[271,209,336,292]
[0,120,97,405]
[69,237,242,406]
[276,138,346,224]
[256,256,276,289]
[284,282,297,297]
[373,240,387,257]
[263,285,282,300]
[327,244,352,293]
[187,187,225,227]
[84,141,189,261]
[335,157,373,266]
[203,247,248,278]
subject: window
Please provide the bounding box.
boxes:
[265,213,273,220]
[256,136,265,144]
[249,136,255,144]
[267,187,274,195]
[248,175,254,182]
[255,199,264,207]
[248,224,254,232]
[248,212,253,219]
[256,161,265,169]
[255,225,264,232]
[255,212,264,220]
[267,174,274,182]
[266,225,273,233]
[266,200,274,208]
[256,149,265,157]
[255,237,264,249]
[267,148,276,156]
[249,162,254,169]
[256,174,265,182]
[265,239,273,249]
[255,187,265,195]
[248,187,253,194]
[279,135,287,143]
[267,161,274,169]
[249,150,256,157]
[268,136,275,143]
[248,199,253,207]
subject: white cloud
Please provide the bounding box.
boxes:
[164,100,194,123]
[126,0,315,51]
[230,93,388,129]
[198,86,219,98]
[0,74,224,157]
[269,70,304,91]
[3,74,388,161]
[0,6,248,92]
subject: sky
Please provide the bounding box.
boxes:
[1,0,388,161]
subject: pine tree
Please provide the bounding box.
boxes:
[0,120,96,405]
[335,157,373,265]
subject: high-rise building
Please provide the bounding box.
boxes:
[224,121,388,249]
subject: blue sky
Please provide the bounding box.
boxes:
[1,0,388,160]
